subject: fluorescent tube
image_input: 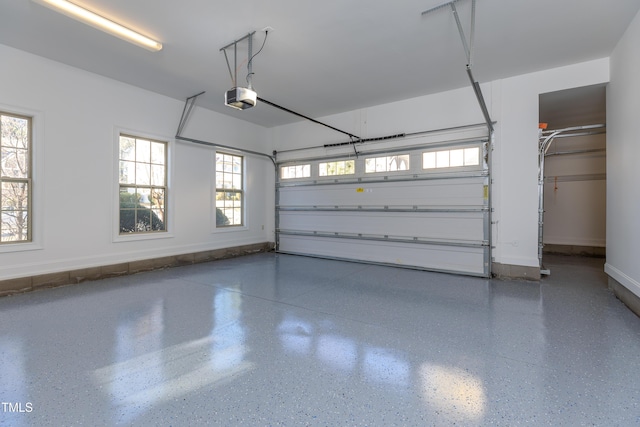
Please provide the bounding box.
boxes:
[32,0,162,52]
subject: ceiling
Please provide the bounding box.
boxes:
[539,84,607,130]
[1,0,638,128]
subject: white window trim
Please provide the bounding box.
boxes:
[112,127,174,243]
[0,104,43,253]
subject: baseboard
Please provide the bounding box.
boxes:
[491,262,541,280]
[543,244,606,258]
[0,242,275,297]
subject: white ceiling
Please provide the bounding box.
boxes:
[1,0,638,128]
[539,84,607,129]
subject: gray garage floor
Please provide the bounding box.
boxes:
[1,253,639,426]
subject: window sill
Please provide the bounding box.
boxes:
[213,225,248,234]
[113,232,174,243]
[0,242,43,254]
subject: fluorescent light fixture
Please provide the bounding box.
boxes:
[32,0,163,52]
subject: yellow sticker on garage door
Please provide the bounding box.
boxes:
[356,187,364,193]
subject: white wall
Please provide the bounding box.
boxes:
[542,133,606,248]
[606,9,640,297]
[271,58,610,270]
[0,43,274,280]
[0,39,616,280]
[493,59,609,268]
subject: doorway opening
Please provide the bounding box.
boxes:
[538,84,607,275]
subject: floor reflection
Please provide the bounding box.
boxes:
[107,299,165,424]
[419,363,487,422]
[211,289,245,371]
[92,289,252,425]
[363,346,410,388]
[278,314,411,391]
[0,337,28,427]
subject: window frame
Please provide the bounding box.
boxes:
[215,151,245,228]
[318,159,355,177]
[364,154,411,174]
[280,163,311,180]
[422,145,482,171]
[113,129,173,242]
[0,109,37,251]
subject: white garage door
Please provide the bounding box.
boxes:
[276,135,491,277]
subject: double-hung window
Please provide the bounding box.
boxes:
[118,134,167,234]
[215,153,243,227]
[0,112,31,244]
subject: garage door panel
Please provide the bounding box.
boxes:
[279,178,486,207]
[279,235,487,276]
[279,211,485,241]
[276,138,490,277]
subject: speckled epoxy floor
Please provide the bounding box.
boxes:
[1,253,639,426]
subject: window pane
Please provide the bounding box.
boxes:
[151,188,165,211]
[119,161,135,184]
[151,164,165,186]
[1,148,28,178]
[1,182,28,211]
[1,211,29,242]
[232,174,241,190]
[119,208,135,233]
[151,209,165,230]
[345,160,354,174]
[450,149,464,167]
[119,187,136,208]
[216,207,230,226]
[136,139,151,163]
[398,155,410,170]
[232,157,242,173]
[137,188,151,207]
[365,158,375,173]
[151,142,165,165]
[436,151,449,168]
[1,181,29,242]
[232,208,242,224]
[375,157,386,172]
[136,163,150,185]
[423,152,436,169]
[1,115,29,149]
[119,137,135,161]
[135,209,152,232]
[465,147,480,166]
[319,163,327,176]
[387,156,398,171]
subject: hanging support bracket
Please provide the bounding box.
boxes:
[422,0,493,133]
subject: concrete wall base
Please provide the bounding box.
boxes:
[492,262,541,280]
[543,244,606,258]
[0,242,274,297]
[609,276,640,318]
